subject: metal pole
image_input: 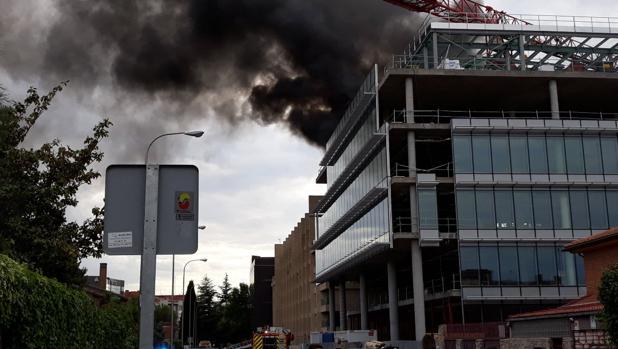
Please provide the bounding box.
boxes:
[181,258,206,347]
[171,254,175,348]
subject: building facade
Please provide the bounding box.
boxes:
[312,16,618,341]
[273,196,324,344]
[251,256,275,329]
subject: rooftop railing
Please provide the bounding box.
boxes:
[390,109,618,124]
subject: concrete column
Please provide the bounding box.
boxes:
[339,280,347,331]
[519,35,527,71]
[549,80,560,119]
[433,32,439,68]
[387,261,400,341]
[423,47,429,69]
[411,240,426,340]
[359,273,368,330]
[328,284,336,331]
[405,77,415,123]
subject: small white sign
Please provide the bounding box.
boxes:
[108,231,133,249]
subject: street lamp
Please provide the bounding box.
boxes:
[181,257,208,347]
[139,130,204,349]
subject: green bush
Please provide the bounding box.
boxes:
[0,254,138,348]
[600,264,618,346]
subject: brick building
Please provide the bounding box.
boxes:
[505,227,618,349]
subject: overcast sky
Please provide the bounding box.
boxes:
[2,0,617,296]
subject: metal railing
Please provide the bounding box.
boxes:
[393,216,457,234]
[394,162,454,178]
[367,273,461,307]
[390,109,618,123]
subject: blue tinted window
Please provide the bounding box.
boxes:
[547,137,567,174]
[588,191,608,230]
[608,191,618,227]
[476,191,496,229]
[510,135,530,174]
[457,191,477,229]
[491,136,511,174]
[479,246,500,286]
[551,190,571,230]
[495,190,515,230]
[418,189,438,230]
[576,254,585,286]
[537,246,558,285]
[556,247,577,286]
[570,191,590,230]
[460,245,480,286]
[601,137,618,174]
[473,135,492,173]
[532,191,553,229]
[564,136,585,175]
[583,137,603,175]
[499,246,519,286]
[518,246,538,285]
[514,191,534,230]
[454,135,473,174]
[528,136,549,174]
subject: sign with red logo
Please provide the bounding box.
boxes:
[175,191,195,221]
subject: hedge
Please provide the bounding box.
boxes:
[0,254,138,348]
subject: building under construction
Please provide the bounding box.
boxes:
[313,1,618,342]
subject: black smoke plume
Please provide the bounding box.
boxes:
[39,0,417,147]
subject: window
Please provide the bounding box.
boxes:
[551,190,571,230]
[564,136,585,174]
[576,254,585,286]
[537,246,558,285]
[547,137,567,174]
[608,191,618,227]
[514,190,534,230]
[510,135,530,174]
[529,136,549,174]
[556,247,577,286]
[453,135,473,174]
[518,246,538,285]
[460,246,481,286]
[583,137,603,175]
[499,245,519,285]
[457,191,477,229]
[570,191,590,230]
[472,135,492,173]
[532,191,553,229]
[588,191,608,230]
[479,245,500,286]
[476,191,496,229]
[491,136,511,174]
[601,137,618,174]
[418,189,438,230]
[495,190,515,229]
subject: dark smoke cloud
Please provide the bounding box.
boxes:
[34,0,418,146]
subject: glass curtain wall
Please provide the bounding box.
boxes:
[456,188,618,231]
[453,134,618,176]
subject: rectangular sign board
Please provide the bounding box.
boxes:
[103,164,199,255]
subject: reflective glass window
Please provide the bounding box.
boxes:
[570,190,590,230]
[476,191,496,230]
[551,190,571,230]
[454,135,473,174]
[588,190,609,230]
[547,137,567,174]
[495,190,515,229]
[528,136,549,174]
[510,135,530,174]
[418,189,438,230]
[472,135,492,173]
[537,246,558,285]
[532,191,553,229]
[556,247,577,286]
[576,254,585,286]
[608,191,618,227]
[518,246,538,285]
[564,136,585,175]
[583,137,603,175]
[479,245,500,286]
[457,191,477,229]
[499,245,519,286]
[491,136,511,174]
[514,190,534,230]
[601,137,618,174]
[460,245,480,286]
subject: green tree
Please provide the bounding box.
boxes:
[0,83,111,285]
[599,264,618,345]
[197,275,220,343]
[219,273,232,305]
[217,283,252,345]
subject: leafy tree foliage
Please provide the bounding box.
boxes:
[599,264,618,345]
[197,275,221,343]
[182,281,199,346]
[219,273,232,305]
[216,283,252,344]
[0,83,111,285]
